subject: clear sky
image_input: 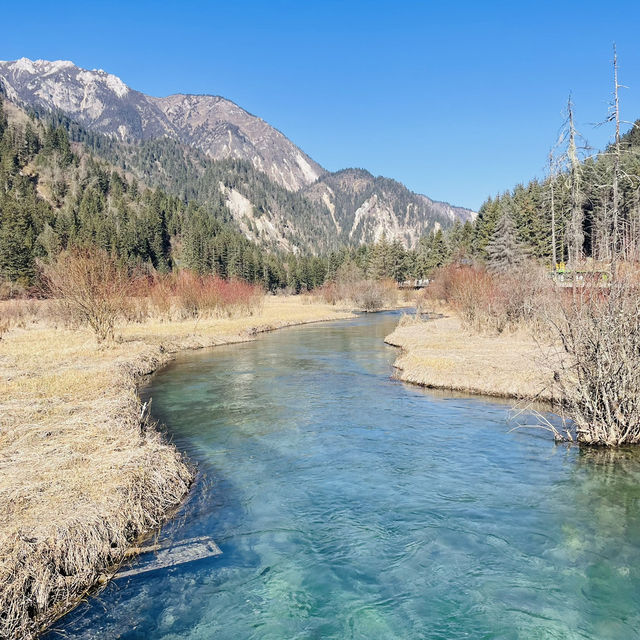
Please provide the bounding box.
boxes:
[2,0,640,210]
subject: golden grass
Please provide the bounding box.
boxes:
[385,313,561,403]
[0,296,354,639]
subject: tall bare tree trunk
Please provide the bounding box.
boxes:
[567,97,583,267]
[548,151,557,267]
[611,44,621,281]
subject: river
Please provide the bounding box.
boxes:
[47,311,640,639]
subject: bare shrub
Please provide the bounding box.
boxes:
[139,270,264,320]
[315,262,398,311]
[351,278,398,311]
[122,294,151,324]
[172,270,204,317]
[0,278,27,300]
[0,282,45,337]
[425,262,553,335]
[315,278,397,311]
[41,248,132,342]
[318,281,340,305]
[145,274,174,319]
[217,276,264,316]
[0,299,31,330]
[549,280,640,445]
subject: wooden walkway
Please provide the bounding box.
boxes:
[115,536,222,579]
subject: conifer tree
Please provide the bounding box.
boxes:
[486,210,525,273]
[0,201,34,283]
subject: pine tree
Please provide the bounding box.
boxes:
[368,233,392,279]
[0,200,35,283]
[486,210,525,273]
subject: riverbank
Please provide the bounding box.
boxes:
[0,297,355,639]
[48,309,640,640]
[385,313,561,403]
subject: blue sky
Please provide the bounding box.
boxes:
[3,0,640,210]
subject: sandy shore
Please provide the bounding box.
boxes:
[0,297,354,639]
[385,314,561,403]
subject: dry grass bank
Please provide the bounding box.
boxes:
[0,296,354,639]
[385,313,561,403]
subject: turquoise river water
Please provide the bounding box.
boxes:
[47,312,640,639]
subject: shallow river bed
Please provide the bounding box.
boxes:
[48,312,640,639]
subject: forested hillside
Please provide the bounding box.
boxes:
[42,107,467,255]
[36,108,337,253]
[1,97,458,291]
[0,58,475,254]
[5,87,637,296]
[0,97,294,289]
[472,115,640,267]
[304,169,473,248]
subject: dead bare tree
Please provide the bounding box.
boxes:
[547,151,557,267]
[593,45,640,271]
[567,96,584,267]
[546,148,565,268]
[611,44,622,280]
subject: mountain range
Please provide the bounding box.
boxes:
[0,58,475,252]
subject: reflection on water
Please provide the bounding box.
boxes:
[47,312,640,639]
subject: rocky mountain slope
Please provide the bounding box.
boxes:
[0,57,475,251]
[0,58,322,191]
[304,169,475,247]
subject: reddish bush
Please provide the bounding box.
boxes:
[424,262,553,334]
[317,281,340,306]
[136,270,263,319]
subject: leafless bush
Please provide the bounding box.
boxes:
[122,295,151,324]
[0,298,56,335]
[318,281,340,306]
[351,279,397,311]
[41,248,132,342]
[549,280,640,446]
[316,279,397,311]
[0,281,43,338]
[135,271,264,320]
[0,278,28,300]
[425,262,554,335]
[315,262,397,311]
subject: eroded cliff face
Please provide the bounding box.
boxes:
[303,169,476,248]
[149,94,322,191]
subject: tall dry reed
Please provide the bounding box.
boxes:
[138,271,264,320]
[39,250,264,340]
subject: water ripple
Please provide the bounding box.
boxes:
[47,313,640,640]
